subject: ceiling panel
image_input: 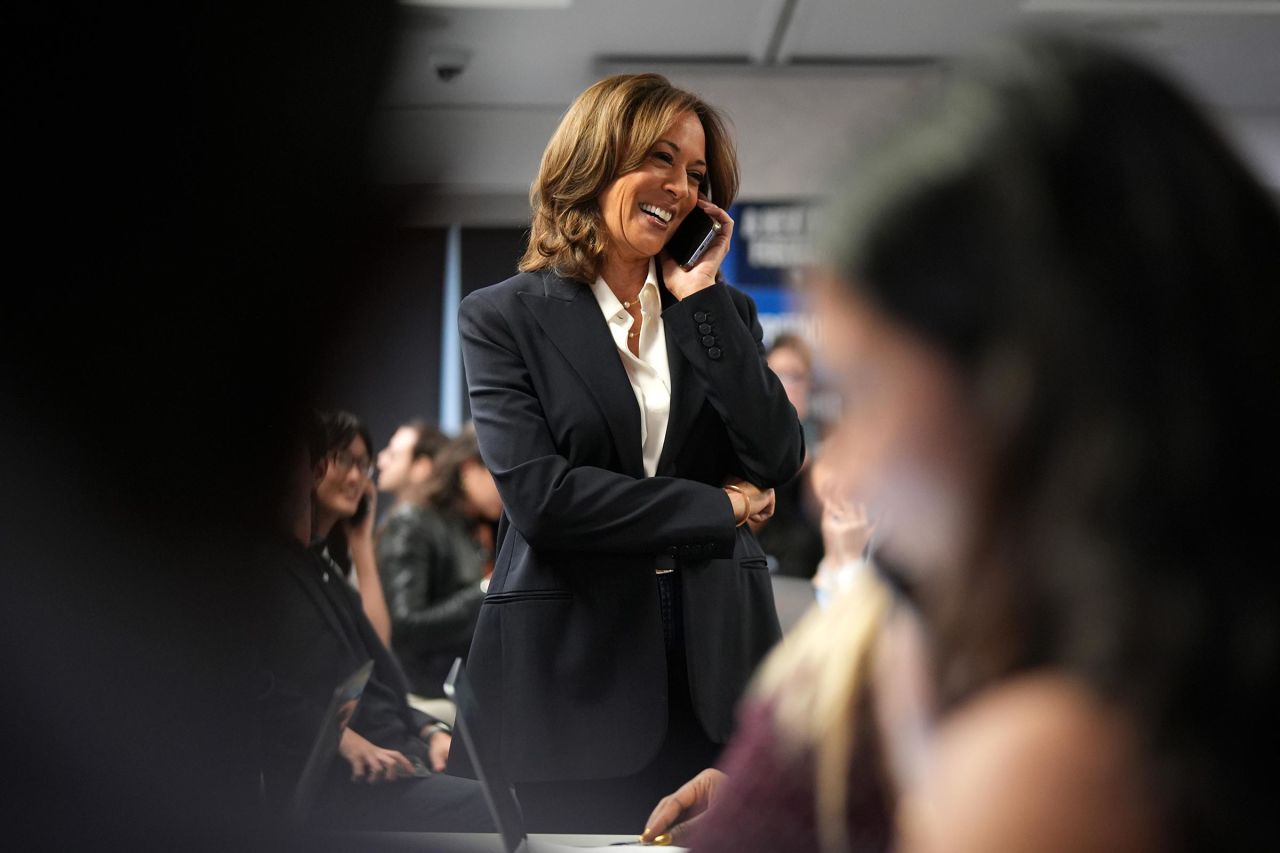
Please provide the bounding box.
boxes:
[783,0,1022,59]
[371,0,1280,197]
[381,0,781,106]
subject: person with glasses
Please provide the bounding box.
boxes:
[313,410,392,647]
[253,417,493,831]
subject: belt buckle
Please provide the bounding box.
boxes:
[655,554,676,575]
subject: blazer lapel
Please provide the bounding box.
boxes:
[518,273,645,478]
[656,273,705,473]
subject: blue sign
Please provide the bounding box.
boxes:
[723,200,821,321]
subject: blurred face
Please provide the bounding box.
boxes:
[315,434,371,519]
[812,270,986,579]
[460,458,502,522]
[768,345,811,421]
[377,426,419,494]
[598,111,707,266]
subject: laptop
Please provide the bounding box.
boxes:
[443,659,688,853]
[290,658,375,824]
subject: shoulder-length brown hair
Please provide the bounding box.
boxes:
[519,73,740,284]
[419,424,483,518]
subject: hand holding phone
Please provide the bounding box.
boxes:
[665,205,721,269]
[662,197,734,300]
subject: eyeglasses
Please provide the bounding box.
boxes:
[330,448,375,479]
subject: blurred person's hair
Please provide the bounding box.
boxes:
[751,565,894,853]
[420,423,486,517]
[394,418,452,507]
[824,32,1280,849]
[519,73,740,283]
[767,331,813,375]
[405,418,450,461]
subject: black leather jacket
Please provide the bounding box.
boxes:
[375,504,486,697]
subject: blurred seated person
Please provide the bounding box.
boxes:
[641,426,898,852]
[642,32,1279,852]
[377,424,502,698]
[375,417,449,515]
[314,410,392,646]
[254,417,492,832]
[807,437,875,608]
[751,333,824,579]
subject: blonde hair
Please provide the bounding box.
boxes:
[752,567,892,853]
[519,73,740,283]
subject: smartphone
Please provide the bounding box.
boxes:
[349,493,370,527]
[665,204,721,269]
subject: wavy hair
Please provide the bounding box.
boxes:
[519,73,739,283]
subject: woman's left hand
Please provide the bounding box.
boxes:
[662,197,735,301]
[345,478,378,546]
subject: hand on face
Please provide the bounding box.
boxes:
[599,111,730,299]
[345,478,378,545]
[662,197,735,301]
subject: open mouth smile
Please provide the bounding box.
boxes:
[639,203,673,225]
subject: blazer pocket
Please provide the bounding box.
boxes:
[738,557,770,572]
[483,589,573,605]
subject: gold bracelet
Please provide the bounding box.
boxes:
[723,484,751,527]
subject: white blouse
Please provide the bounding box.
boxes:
[590,258,671,478]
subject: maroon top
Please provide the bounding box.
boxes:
[688,696,894,853]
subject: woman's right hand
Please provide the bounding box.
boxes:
[641,768,727,845]
[662,198,735,301]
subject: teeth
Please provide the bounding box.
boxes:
[640,203,672,223]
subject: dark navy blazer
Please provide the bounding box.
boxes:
[458,270,804,782]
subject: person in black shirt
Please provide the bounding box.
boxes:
[255,429,491,832]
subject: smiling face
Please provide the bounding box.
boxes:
[315,434,371,520]
[598,111,707,265]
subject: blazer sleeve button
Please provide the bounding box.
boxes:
[701,335,716,347]
[708,347,722,360]
[698,323,712,335]
[693,311,707,323]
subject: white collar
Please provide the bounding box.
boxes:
[590,258,659,321]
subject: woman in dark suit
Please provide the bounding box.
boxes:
[457,73,805,832]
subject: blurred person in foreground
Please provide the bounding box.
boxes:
[376,418,449,515]
[458,72,804,831]
[378,425,500,699]
[642,33,1280,853]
